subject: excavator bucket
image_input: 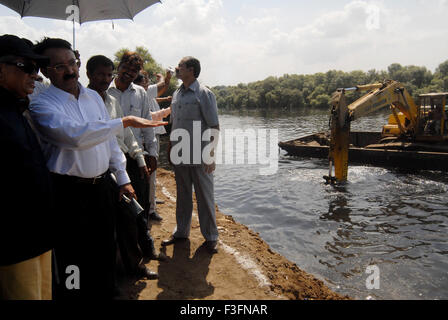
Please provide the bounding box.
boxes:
[327,91,349,183]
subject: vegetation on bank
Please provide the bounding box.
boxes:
[212,60,448,111]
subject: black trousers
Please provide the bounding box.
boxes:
[120,155,156,261]
[125,154,149,214]
[51,172,116,300]
[113,186,143,277]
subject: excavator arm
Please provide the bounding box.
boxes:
[324,80,419,184]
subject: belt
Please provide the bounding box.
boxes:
[51,172,108,185]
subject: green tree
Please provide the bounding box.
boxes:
[211,59,446,111]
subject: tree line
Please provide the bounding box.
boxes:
[212,60,448,111]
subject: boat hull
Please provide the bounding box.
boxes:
[279,132,448,172]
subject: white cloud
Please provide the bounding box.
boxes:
[1,0,448,86]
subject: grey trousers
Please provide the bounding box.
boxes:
[173,165,219,241]
[149,135,160,214]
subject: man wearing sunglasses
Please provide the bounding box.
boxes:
[29,38,166,299]
[0,34,56,300]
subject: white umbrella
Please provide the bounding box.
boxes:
[0,0,160,48]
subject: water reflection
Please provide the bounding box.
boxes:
[321,195,352,223]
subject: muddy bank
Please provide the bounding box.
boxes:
[117,168,350,300]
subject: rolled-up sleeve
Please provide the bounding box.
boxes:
[146,84,158,100]
[141,93,158,157]
[198,89,219,128]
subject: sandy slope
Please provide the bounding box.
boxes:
[117,168,349,300]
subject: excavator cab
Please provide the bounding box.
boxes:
[326,80,448,184]
[416,93,448,141]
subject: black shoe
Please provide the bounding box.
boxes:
[156,199,165,205]
[205,240,218,254]
[138,229,157,258]
[143,250,160,261]
[148,212,163,221]
[161,236,187,246]
[137,266,158,280]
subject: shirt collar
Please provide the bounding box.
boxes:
[104,92,114,106]
[48,82,85,101]
[181,79,199,93]
[110,79,136,93]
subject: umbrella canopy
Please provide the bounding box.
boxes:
[0,0,160,47]
[0,0,160,24]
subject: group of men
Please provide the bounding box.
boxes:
[0,34,220,300]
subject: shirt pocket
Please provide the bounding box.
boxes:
[181,102,202,120]
[129,103,142,117]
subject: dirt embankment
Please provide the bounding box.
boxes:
[118,168,350,300]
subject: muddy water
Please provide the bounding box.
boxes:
[207,109,448,300]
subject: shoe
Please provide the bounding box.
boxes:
[138,231,157,259]
[205,240,218,254]
[148,211,163,221]
[137,266,158,280]
[161,236,187,246]
[156,199,165,205]
[143,250,160,261]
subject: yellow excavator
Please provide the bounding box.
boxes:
[324,79,448,184]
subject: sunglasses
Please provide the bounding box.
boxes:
[3,61,39,75]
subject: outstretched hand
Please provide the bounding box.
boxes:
[122,116,168,128]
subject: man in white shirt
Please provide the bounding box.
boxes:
[86,55,160,280]
[135,70,172,221]
[29,38,165,299]
[108,52,158,222]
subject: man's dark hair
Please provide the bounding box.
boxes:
[33,37,73,67]
[134,73,144,84]
[86,55,114,75]
[134,70,149,85]
[184,56,201,78]
[118,51,143,70]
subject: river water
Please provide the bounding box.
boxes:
[208,109,448,300]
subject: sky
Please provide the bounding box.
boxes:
[0,0,448,87]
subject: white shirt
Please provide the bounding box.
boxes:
[108,81,158,157]
[104,93,146,167]
[28,80,49,100]
[147,84,167,135]
[29,83,130,186]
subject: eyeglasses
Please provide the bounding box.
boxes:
[2,61,39,75]
[47,59,80,73]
